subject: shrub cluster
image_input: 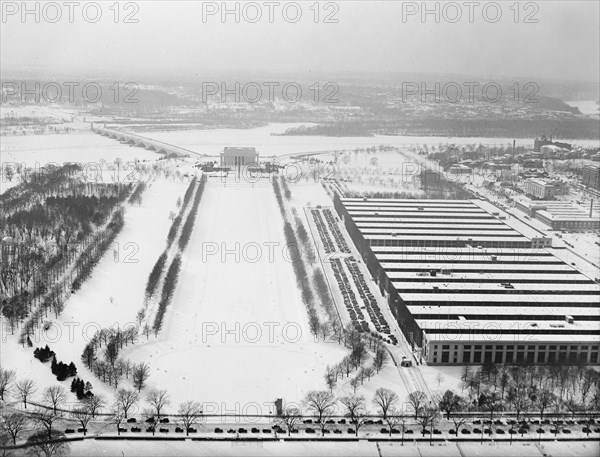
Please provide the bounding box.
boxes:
[34,345,77,381]
[70,377,93,400]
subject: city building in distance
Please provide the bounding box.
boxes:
[525,178,556,199]
[515,200,600,231]
[334,196,600,366]
[582,164,600,190]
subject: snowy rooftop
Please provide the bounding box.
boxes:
[418,318,600,332]
[386,271,591,282]
[340,197,600,341]
[394,281,600,293]
[409,304,600,317]
[424,332,600,344]
[401,292,597,304]
[379,261,570,271]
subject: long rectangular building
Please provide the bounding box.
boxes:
[333,196,600,365]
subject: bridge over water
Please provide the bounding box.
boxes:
[91,125,206,158]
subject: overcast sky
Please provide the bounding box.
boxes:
[1,1,599,82]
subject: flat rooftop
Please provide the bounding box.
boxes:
[339,197,600,343]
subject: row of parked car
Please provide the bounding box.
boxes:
[64,417,600,436]
[65,426,198,434]
[344,256,395,344]
[331,257,367,332]
[215,427,271,434]
[323,209,351,253]
[312,210,337,254]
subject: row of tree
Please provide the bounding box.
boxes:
[178,177,205,251]
[281,388,407,437]
[80,326,149,392]
[144,251,167,299]
[273,177,339,337]
[457,363,600,421]
[166,177,197,247]
[152,254,182,332]
[0,382,206,452]
[324,325,390,395]
[13,208,126,344]
[2,166,135,336]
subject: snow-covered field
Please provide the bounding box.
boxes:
[64,437,600,457]
[0,177,189,404]
[1,131,160,166]
[119,179,347,410]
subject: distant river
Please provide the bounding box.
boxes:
[566,100,600,118]
[140,123,600,158]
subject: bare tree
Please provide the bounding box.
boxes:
[14,379,36,409]
[563,391,580,419]
[303,390,336,424]
[451,416,468,436]
[178,401,203,436]
[416,406,439,437]
[340,394,367,436]
[362,365,375,382]
[277,406,302,436]
[435,373,445,387]
[104,339,119,368]
[83,394,106,418]
[373,388,398,420]
[340,357,352,378]
[0,368,16,401]
[535,389,556,421]
[439,390,463,419]
[383,408,403,437]
[406,390,427,419]
[373,347,388,373]
[324,366,337,392]
[122,360,133,379]
[70,405,93,436]
[460,365,472,393]
[42,386,68,415]
[506,386,528,421]
[482,391,503,422]
[110,405,125,436]
[115,389,139,419]
[146,389,170,421]
[31,408,61,440]
[132,362,150,392]
[1,412,27,445]
[25,430,70,457]
[350,376,360,393]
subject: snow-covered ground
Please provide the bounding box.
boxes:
[0,177,188,405]
[119,179,347,411]
[1,131,161,168]
[63,437,600,457]
[132,124,600,159]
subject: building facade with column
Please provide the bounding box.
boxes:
[220,147,259,167]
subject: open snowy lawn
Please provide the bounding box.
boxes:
[120,181,347,409]
[1,131,160,166]
[0,178,188,403]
